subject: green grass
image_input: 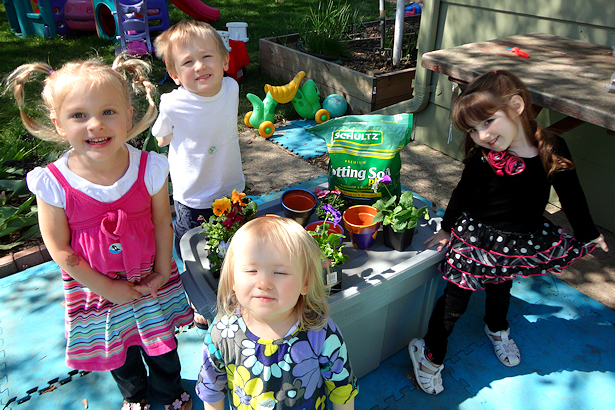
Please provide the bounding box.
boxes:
[0,0,383,251]
[1,1,382,142]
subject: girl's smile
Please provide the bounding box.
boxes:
[467,109,526,153]
[51,82,133,183]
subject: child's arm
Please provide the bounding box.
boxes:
[134,177,173,298]
[36,197,142,304]
[203,400,225,410]
[156,133,173,147]
[333,398,354,410]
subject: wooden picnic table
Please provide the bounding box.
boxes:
[421,33,615,133]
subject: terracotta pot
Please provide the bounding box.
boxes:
[342,205,381,249]
[281,189,317,226]
[382,225,415,251]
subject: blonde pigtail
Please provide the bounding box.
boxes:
[3,63,65,143]
[112,54,158,140]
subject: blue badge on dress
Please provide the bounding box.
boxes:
[109,243,122,254]
[209,146,217,155]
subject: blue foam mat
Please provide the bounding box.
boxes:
[1,185,613,409]
[269,120,328,159]
[3,267,614,409]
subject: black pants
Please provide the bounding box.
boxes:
[110,345,183,405]
[424,280,513,365]
[173,200,213,259]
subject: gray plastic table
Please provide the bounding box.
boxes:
[179,182,445,378]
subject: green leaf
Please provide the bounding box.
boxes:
[398,191,414,207]
[0,179,30,197]
[393,223,406,233]
[15,195,35,216]
[0,206,19,220]
[17,224,41,241]
[384,196,397,208]
[372,212,384,223]
[0,241,24,250]
[142,129,160,153]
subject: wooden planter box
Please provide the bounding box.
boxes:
[259,33,416,114]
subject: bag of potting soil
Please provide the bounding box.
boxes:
[307,114,412,204]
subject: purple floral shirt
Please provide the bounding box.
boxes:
[196,314,358,409]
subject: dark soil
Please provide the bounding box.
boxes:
[304,153,330,171]
[290,17,420,75]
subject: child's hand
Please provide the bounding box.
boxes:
[107,281,143,305]
[133,272,168,298]
[591,234,609,252]
[424,229,451,251]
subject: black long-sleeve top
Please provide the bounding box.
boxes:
[441,137,600,243]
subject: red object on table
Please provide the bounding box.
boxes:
[508,47,529,58]
[226,39,250,82]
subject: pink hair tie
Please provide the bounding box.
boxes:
[48,70,54,75]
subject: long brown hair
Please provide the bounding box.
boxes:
[452,70,573,176]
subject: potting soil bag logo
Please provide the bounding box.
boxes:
[331,129,383,146]
[308,114,412,203]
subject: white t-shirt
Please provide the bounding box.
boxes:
[152,77,245,209]
[26,144,169,208]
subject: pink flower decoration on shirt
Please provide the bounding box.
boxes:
[487,150,525,176]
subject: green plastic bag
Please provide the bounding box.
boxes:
[308,114,412,204]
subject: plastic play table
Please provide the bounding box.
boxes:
[179,181,445,378]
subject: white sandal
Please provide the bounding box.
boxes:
[408,338,444,395]
[485,325,521,367]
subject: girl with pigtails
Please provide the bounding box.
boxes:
[411,70,608,395]
[5,54,194,410]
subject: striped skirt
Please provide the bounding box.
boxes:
[63,261,194,371]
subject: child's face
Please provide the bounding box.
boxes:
[169,36,229,97]
[466,108,525,152]
[233,239,308,327]
[52,82,133,164]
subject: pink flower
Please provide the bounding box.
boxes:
[315,188,330,198]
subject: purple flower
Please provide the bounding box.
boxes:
[322,204,342,227]
[379,175,392,185]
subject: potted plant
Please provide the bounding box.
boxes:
[371,175,430,251]
[307,204,348,293]
[200,189,257,276]
[314,187,350,220]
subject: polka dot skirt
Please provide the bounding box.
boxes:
[441,214,596,290]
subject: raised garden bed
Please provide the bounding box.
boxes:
[259,22,418,114]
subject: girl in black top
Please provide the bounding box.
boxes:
[410,70,608,395]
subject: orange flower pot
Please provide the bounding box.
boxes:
[342,205,381,249]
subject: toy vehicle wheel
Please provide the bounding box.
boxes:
[259,121,275,138]
[244,111,254,128]
[315,109,330,124]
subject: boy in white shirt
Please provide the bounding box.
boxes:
[153,20,245,263]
